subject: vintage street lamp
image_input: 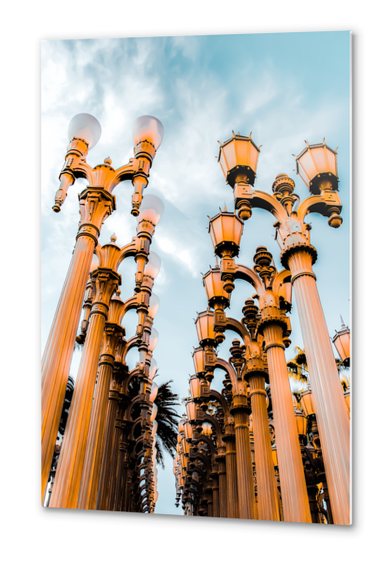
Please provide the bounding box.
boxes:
[202,264,230,343]
[218,131,350,525]
[332,316,351,367]
[208,210,244,294]
[192,347,206,377]
[131,115,164,216]
[134,195,164,292]
[218,131,261,191]
[194,310,219,382]
[42,113,164,501]
[189,375,202,401]
[295,139,339,196]
[195,310,217,347]
[208,210,244,260]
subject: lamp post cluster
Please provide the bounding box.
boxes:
[174,133,350,524]
[42,113,165,513]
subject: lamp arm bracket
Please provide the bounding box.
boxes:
[120,334,140,363]
[225,316,250,344]
[208,389,231,422]
[110,159,143,189]
[297,193,342,221]
[234,264,264,295]
[72,162,93,183]
[117,238,143,267]
[214,357,238,388]
[121,294,142,316]
[272,268,292,294]
[251,190,289,222]
[196,426,217,459]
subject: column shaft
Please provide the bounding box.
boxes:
[224,436,239,518]
[77,358,114,509]
[50,310,106,508]
[107,419,123,510]
[264,324,312,523]
[249,374,280,521]
[232,404,257,519]
[41,234,95,501]
[96,391,119,510]
[114,444,126,511]
[217,458,227,518]
[288,250,350,525]
[212,474,220,517]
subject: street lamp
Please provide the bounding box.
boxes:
[42,113,164,502]
[218,131,349,526]
[332,316,351,367]
[218,131,261,188]
[294,139,339,195]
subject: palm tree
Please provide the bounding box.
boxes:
[287,346,309,389]
[154,380,180,468]
[287,345,348,396]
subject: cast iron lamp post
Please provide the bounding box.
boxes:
[194,311,259,520]
[50,226,162,509]
[333,315,351,407]
[217,132,350,525]
[41,113,164,501]
[205,212,311,522]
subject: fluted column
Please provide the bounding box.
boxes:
[114,437,127,511]
[307,485,320,523]
[41,189,114,501]
[230,395,256,520]
[246,371,279,521]
[211,470,220,517]
[107,415,124,510]
[205,484,213,517]
[223,425,239,518]
[263,323,311,523]
[287,249,350,525]
[77,325,122,509]
[96,377,120,510]
[216,453,227,517]
[50,269,119,509]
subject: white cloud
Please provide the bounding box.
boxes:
[154,232,201,278]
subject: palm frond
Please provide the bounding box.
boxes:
[154,380,180,466]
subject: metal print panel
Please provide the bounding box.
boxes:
[41,31,351,524]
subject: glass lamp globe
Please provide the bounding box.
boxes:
[137,194,164,226]
[144,252,161,279]
[151,403,158,422]
[132,115,164,149]
[68,113,101,149]
[150,382,158,403]
[149,327,159,352]
[149,358,158,380]
[148,294,160,320]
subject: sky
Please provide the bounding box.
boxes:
[41,31,351,517]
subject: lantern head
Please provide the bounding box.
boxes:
[218,132,261,188]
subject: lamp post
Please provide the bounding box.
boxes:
[217,133,350,525]
[41,113,164,501]
[206,209,310,522]
[50,193,162,508]
[194,310,258,520]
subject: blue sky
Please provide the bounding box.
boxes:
[41,31,350,516]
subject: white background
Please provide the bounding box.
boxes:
[1,1,385,560]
